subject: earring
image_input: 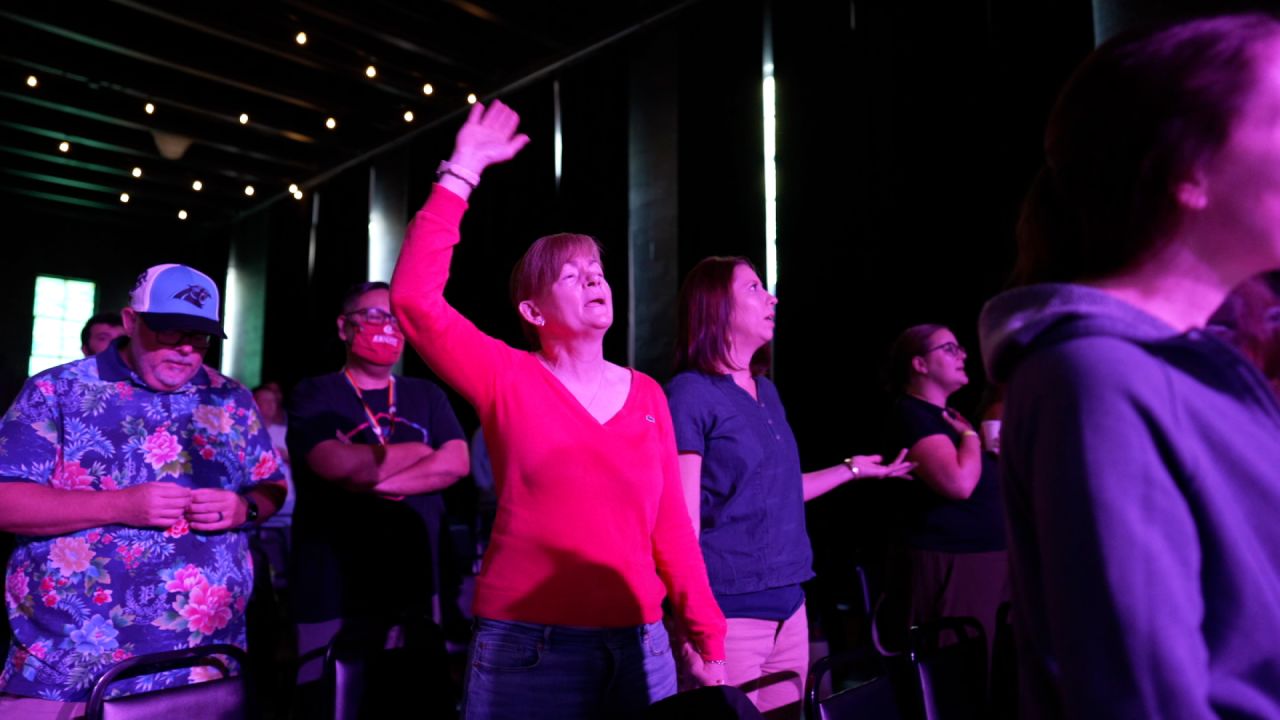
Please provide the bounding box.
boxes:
[535,318,545,326]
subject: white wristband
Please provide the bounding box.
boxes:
[436,160,481,189]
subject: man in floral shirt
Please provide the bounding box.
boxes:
[0,264,287,717]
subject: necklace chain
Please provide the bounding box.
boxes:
[540,356,606,410]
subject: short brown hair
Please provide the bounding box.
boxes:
[509,233,603,350]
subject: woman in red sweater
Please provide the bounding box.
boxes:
[390,101,726,719]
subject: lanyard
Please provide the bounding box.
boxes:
[343,369,396,446]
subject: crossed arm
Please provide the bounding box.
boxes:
[305,438,469,496]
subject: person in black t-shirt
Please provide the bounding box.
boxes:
[287,281,469,708]
[882,323,1007,651]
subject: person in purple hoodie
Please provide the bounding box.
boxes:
[979,13,1280,719]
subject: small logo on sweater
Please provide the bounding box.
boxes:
[645,415,655,423]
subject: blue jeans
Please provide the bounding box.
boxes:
[461,617,677,720]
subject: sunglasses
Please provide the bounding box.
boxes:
[153,330,214,350]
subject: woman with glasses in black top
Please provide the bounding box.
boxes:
[881,323,1007,651]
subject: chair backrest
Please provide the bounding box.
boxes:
[85,643,249,720]
[643,685,766,719]
[908,616,987,720]
[323,614,452,720]
[805,647,903,720]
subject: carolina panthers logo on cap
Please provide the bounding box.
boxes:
[174,285,212,308]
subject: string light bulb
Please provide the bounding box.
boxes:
[131,167,142,178]
[365,65,377,79]
[288,183,299,194]
[26,75,37,88]
[58,141,70,153]
[178,209,188,220]
[466,93,477,105]
[325,117,337,130]
[192,180,203,191]
[295,31,307,45]
[403,110,414,122]
[144,102,155,115]
[293,190,304,200]
[119,193,130,203]
[244,185,255,196]
[239,113,249,125]
[422,83,434,95]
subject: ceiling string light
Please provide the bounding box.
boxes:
[192,180,203,191]
[466,93,477,104]
[295,31,308,45]
[144,102,155,115]
[58,141,70,153]
[288,183,299,194]
[178,209,188,220]
[422,83,434,95]
[131,167,142,178]
[325,117,337,130]
[403,110,414,122]
[244,185,255,196]
[238,113,249,125]
[365,65,377,79]
[26,75,38,88]
[119,193,130,203]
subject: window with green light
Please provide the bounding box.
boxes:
[29,275,96,376]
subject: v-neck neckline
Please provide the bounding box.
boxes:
[531,353,635,427]
[719,372,761,405]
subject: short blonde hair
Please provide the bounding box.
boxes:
[509,233,603,350]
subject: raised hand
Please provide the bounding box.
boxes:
[449,100,530,175]
[941,407,975,435]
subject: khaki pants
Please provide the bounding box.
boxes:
[723,602,809,720]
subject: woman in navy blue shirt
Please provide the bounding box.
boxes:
[667,256,912,719]
[882,324,1007,652]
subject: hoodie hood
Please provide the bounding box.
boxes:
[979,283,1179,384]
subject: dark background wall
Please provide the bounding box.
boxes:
[4,208,229,403]
[1,0,1100,633]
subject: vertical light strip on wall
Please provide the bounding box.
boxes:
[554,79,564,190]
[368,166,384,282]
[307,192,321,283]
[220,264,239,377]
[763,66,778,295]
[763,4,778,296]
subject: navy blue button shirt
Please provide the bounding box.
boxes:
[667,371,814,614]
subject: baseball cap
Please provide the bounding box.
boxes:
[130,264,227,338]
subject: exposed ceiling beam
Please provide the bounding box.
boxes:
[283,0,482,75]
[1,8,330,113]
[101,0,429,105]
[1,92,319,171]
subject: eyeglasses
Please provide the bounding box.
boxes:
[154,330,214,350]
[925,341,967,358]
[346,308,399,327]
